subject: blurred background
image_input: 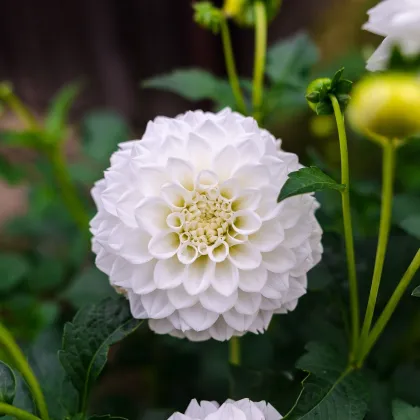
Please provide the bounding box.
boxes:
[1,1,420,419]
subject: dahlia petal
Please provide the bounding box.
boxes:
[135,197,171,235]
[223,310,257,332]
[187,132,212,170]
[206,404,246,420]
[184,256,213,295]
[238,266,268,293]
[200,287,237,313]
[148,318,175,334]
[209,317,236,341]
[208,241,229,263]
[229,244,262,270]
[127,291,148,318]
[249,219,285,252]
[234,291,262,315]
[211,260,239,296]
[212,145,239,181]
[232,210,262,236]
[262,246,296,273]
[167,286,199,309]
[141,290,175,319]
[179,304,218,331]
[232,164,270,189]
[136,166,169,196]
[166,158,195,191]
[161,182,192,210]
[154,257,186,289]
[231,189,261,212]
[148,232,180,259]
[195,170,219,190]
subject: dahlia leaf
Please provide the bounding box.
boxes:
[278,167,345,201]
[0,155,25,185]
[45,82,81,141]
[0,361,16,407]
[399,215,420,240]
[59,297,143,413]
[284,342,369,420]
[0,130,43,149]
[0,253,31,293]
[142,69,235,107]
[266,32,319,85]
[392,400,420,420]
[412,286,420,297]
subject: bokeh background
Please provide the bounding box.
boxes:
[1,1,420,420]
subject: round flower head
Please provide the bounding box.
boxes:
[364,0,420,71]
[90,108,323,341]
[168,399,282,420]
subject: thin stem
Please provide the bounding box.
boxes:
[358,249,420,365]
[0,85,39,129]
[252,1,267,123]
[0,323,49,420]
[359,140,396,352]
[330,94,359,360]
[220,17,247,115]
[46,146,90,234]
[229,336,241,366]
[0,402,43,420]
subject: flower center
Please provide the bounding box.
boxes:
[181,190,233,250]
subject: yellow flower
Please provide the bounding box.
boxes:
[347,73,420,140]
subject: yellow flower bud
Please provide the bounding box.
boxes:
[347,74,420,140]
[223,0,246,18]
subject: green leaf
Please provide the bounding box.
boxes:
[45,82,81,140]
[316,101,333,115]
[0,131,43,149]
[62,266,115,309]
[82,111,129,166]
[412,286,420,297]
[266,32,319,85]
[24,259,65,293]
[0,156,25,184]
[331,68,344,87]
[278,167,345,202]
[0,361,16,407]
[392,400,420,420]
[335,79,353,95]
[88,415,127,420]
[142,69,235,107]
[0,254,30,293]
[399,215,420,240]
[59,297,143,412]
[285,342,369,420]
[193,2,222,33]
[393,194,420,224]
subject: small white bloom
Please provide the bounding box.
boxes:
[364,0,420,71]
[168,399,282,420]
[91,108,323,341]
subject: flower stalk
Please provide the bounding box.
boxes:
[0,403,43,420]
[229,336,241,366]
[359,139,396,353]
[252,1,267,123]
[220,16,247,115]
[358,249,420,365]
[329,94,359,359]
[0,322,49,420]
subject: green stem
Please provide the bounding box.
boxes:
[330,94,359,360]
[0,402,43,420]
[252,1,267,123]
[46,146,90,234]
[220,17,247,115]
[0,85,40,129]
[358,249,420,365]
[0,323,49,420]
[229,336,241,366]
[359,140,396,353]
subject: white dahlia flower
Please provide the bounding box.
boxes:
[364,0,420,71]
[168,399,282,420]
[90,108,322,341]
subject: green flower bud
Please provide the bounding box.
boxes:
[347,73,420,140]
[193,2,222,34]
[305,69,353,116]
[231,0,281,27]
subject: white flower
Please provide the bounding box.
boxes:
[168,399,282,420]
[364,0,420,71]
[90,108,323,341]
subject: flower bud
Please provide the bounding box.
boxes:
[223,0,246,18]
[231,0,282,27]
[347,73,420,140]
[193,2,222,34]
